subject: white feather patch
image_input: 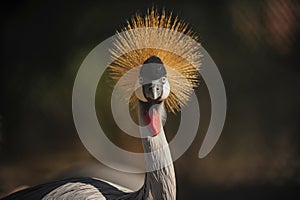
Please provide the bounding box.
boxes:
[134,82,148,102]
[42,182,105,200]
[160,80,170,100]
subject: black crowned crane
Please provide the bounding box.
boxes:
[2,8,201,200]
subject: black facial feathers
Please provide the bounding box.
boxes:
[140,56,167,81]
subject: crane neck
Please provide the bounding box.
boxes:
[135,101,176,200]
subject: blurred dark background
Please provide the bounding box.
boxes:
[1,0,299,199]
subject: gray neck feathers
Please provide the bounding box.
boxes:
[134,101,176,200]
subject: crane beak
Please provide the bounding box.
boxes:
[135,76,170,102]
[143,81,163,101]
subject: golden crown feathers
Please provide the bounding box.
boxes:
[109,8,202,113]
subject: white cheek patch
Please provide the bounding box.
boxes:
[160,80,170,100]
[134,82,148,102]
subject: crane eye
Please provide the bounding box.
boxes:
[139,76,143,84]
[161,76,167,84]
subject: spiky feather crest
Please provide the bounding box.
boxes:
[109,8,201,113]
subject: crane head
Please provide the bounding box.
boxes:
[134,56,170,136]
[109,8,201,113]
[135,56,170,104]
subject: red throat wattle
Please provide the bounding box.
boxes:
[145,108,161,136]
